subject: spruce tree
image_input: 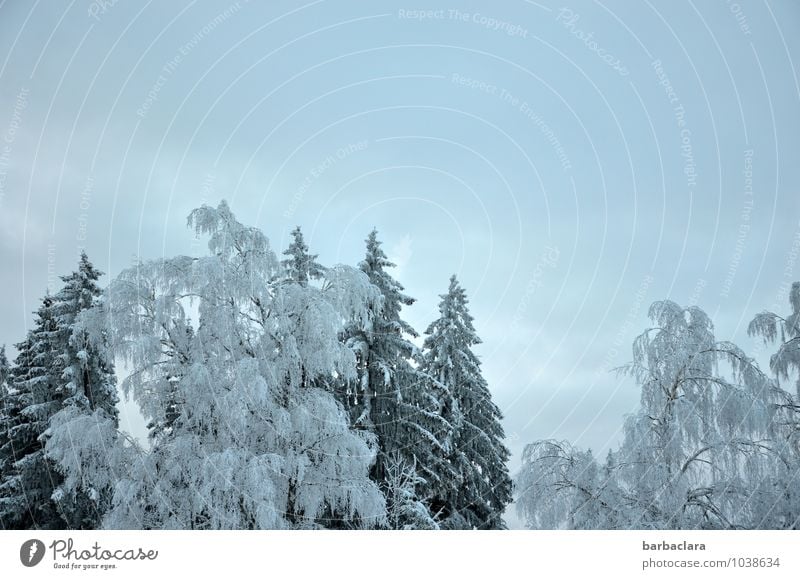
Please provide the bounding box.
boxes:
[281,226,325,286]
[421,275,512,529]
[0,296,65,529]
[50,252,118,418]
[44,252,118,528]
[0,345,11,522]
[0,253,119,529]
[345,230,449,527]
[0,346,8,391]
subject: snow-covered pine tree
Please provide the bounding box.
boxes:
[42,252,119,529]
[0,346,8,392]
[421,275,512,529]
[0,254,120,530]
[151,323,193,442]
[50,252,119,418]
[0,345,11,521]
[97,201,386,529]
[343,229,446,528]
[0,346,8,420]
[383,452,439,530]
[0,295,65,529]
[281,226,325,286]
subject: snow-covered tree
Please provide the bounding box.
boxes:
[39,253,119,529]
[383,453,439,530]
[50,252,119,418]
[516,441,626,529]
[0,346,8,392]
[0,253,120,530]
[0,346,8,425]
[749,282,800,399]
[516,300,797,529]
[342,229,445,527]
[0,296,65,529]
[617,301,790,528]
[421,275,511,529]
[0,345,11,522]
[97,201,386,529]
[281,226,325,286]
[747,282,800,528]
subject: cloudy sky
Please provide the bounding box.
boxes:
[1,1,799,527]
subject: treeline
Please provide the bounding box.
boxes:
[516,289,800,529]
[0,201,511,530]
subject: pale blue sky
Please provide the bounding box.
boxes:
[1,1,799,527]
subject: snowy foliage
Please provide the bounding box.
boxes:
[338,229,446,527]
[749,282,800,398]
[98,201,386,529]
[48,253,119,418]
[421,275,512,529]
[1,204,515,531]
[281,226,325,286]
[0,296,66,529]
[44,406,122,527]
[383,453,440,530]
[516,441,623,529]
[1,251,120,530]
[41,253,119,529]
[516,299,800,530]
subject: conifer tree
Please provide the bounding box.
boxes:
[0,254,119,529]
[41,253,119,529]
[421,275,512,529]
[0,296,65,529]
[344,230,449,527]
[281,226,325,286]
[0,346,8,392]
[0,345,12,525]
[50,252,119,419]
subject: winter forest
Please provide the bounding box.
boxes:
[0,201,511,530]
[0,200,798,530]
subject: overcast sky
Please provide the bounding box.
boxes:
[1,1,799,528]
